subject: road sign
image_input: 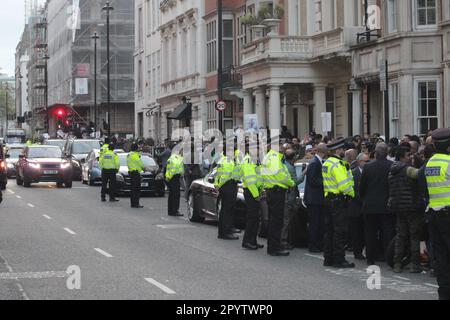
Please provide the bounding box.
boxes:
[215,100,227,112]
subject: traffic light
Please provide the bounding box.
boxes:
[55,108,66,119]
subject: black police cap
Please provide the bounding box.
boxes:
[327,138,346,151]
[432,128,450,142]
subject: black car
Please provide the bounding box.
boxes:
[0,145,7,190]
[187,170,248,229]
[115,153,165,196]
[64,139,101,181]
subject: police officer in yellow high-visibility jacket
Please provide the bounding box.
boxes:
[240,152,264,250]
[100,137,110,156]
[215,151,241,240]
[99,144,120,202]
[261,145,295,256]
[128,143,145,209]
[322,138,355,268]
[165,149,184,216]
[425,128,450,300]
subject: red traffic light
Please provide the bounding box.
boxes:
[55,108,66,118]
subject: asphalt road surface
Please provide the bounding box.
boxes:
[0,181,439,300]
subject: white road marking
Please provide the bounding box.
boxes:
[145,278,176,295]
[424,283,439,288]
[7,190,14,194]
[63,228,77,235]
[0,253,29,300]
[304,253,325,260]
[16,195,22,199]
[393,275,410,281]
[156,224,196,229]
[43,215,52,220]
[27,203,35,208]
[160,217,169,221]
[94,248,113,258]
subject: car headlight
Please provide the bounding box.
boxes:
[61,162,71,169]
[156,173,164,181]
[7,163,14,169]
[116,174,125,182]
[29,162,41,169]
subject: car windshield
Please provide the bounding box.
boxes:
[119,154,158,167]
[72,141,100,154]
[8,149,23,158]
[46,140,66,149]
[28,147,62,159]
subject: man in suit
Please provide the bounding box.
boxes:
[359,143,394,265]
[304,142,328,252]
[349,153,369,260]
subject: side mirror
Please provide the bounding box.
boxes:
[19,154,25,159]
[5,154,10,159]
[207,176,214,184]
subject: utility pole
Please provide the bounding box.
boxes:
[43,53,50,133]
[91,32,99,136]
[103,1,114,138]
[217,0,223,133]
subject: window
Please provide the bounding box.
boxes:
[416,80,439,135]
[315,0,322,33]
[326,87,335,137]
[206,20,217,73]
[387,0,397,33]
[138,112,144,138]
[223,19,234,69]
[390,82,399,138]
[416,0,436,26]
[138,59,143,97]
[207,100,217,129]
[236,12,246,64]
[138,7,143,48]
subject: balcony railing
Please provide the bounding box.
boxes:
[357,29,381,44]
[241,27,366,66]
[222,65,242,89]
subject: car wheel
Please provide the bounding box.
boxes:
[16,174,23,186]
[88,172,95,186]
[23,178,31,188]
[187,193,204,223]
[65,180,73,188]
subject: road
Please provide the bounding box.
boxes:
[0,181,439,300]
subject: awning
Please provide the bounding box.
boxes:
[167,103,191,120]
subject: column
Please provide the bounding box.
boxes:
[313,84,327,134]
[352,90,362,136]
[255,86,266,128]
[242,88,253,116]
[269,84,282,132]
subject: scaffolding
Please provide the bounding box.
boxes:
[46,0,135,135]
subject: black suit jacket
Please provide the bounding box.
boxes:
[304,155,324,206]
[348,167,362,217]
[359,158,393,215]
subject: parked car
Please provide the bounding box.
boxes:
[115,153,165,196]
[5,144,25,178]
[81,149,102,186]
[187,169,248,229]
[64,139,101,181]
[16,145,73,188]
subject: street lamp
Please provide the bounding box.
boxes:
[91,31,100,136]
[102,1,114,138]
[43,53,50,133]
[217,0,223,133]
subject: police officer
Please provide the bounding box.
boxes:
[260,141,295,256]
[215,144,241,240]
[127,143,145,208]
[99,144,120,202]
[165,148,184,216]
[322,138,355,268]
[424,128,450,300]
[240,148,264,250]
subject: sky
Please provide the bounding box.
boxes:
[0,0,26,76]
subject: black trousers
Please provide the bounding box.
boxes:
[101,169,117,200]
[266,187,286,253]
[218,181,238,237]
[364,214,395,263]
[394,211,423,267]
[130,171,141,207]
[243,189,261,245]
[429,211,450,300]
[349,215,365,256]
[307,205,324,251]
[323,204,348,264]
[167,175,181,215]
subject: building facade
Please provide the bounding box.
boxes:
[15,23,31,136]
[47,0,135,137]
[351,0,449,138]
